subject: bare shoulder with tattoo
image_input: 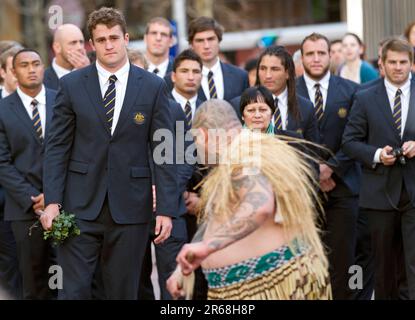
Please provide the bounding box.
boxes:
[204,166,274,253]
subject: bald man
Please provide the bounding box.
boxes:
[44,24,90,90]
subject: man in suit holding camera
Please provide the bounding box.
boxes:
[343,38,415,299]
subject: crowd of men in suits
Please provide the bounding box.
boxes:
[0,6,414,300]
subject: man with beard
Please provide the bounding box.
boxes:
[44,24,90,90]
[296,33,361,300]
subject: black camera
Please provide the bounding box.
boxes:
[391,147,406,165]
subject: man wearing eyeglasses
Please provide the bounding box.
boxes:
[144,17,174,78]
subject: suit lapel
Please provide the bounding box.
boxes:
[84,64,111,135]
[112,66,143,138]
[44,89,54,138]
[286,112,295,131]
[319,76,337,128]
[403,79,415,140]
[376,82,401,141]
[198,87,207,102]
[196,97,204,109]
[221,62,230,100]
[9,93,43,144]
[296,77,310,100]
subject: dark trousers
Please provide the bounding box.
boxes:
[362,184,415,300]
[138,216,187,300]
[353,208,375,300]
[320,193,359,300]
[57,200,150,299]
[0,220,22,299]
[11,220,54,299]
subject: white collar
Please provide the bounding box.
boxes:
[148,58,169,72]
[303,71,331,91]
[274,87,288,103]
[384,76,411,95]
[17,85,46,106]
[202,58,221,76]
[52,58,72,78]
[96,59,130,86]
[172,89,198,106]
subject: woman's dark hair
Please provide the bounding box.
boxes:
[255,45,300,122]
[240,85,275,116]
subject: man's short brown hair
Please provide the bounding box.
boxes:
[87,7,127,40]
[300,33,330,55]
[187,16,224,43]
[145,17,173,37]
[381,37,414,64]
[0,46,23,70]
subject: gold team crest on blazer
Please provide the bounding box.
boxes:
[134,112,145,125]
[296,128,303,135]
[338,107,348,118]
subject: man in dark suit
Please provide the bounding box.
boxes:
[41,7,177,300]
[144,17,174,78]
[139,49,203,300]
[232,46,318,143]
[343,38,415,299]
[0,49,56,299]
[179,17,248,103]
[43,24,90,90]
[297,33,361,299]
[0,44,23,299]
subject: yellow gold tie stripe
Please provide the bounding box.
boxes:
[103,75,117,131]
[273,98,283,130]
[185,101,192,128]
[31,99,43,141]
[393,89,402,134]
[208,71,217,99]
[314,84,324,123]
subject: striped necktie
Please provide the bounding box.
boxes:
[185,100,192,128]
[314,83,324,123]
[273,97,283,130]
[208,71,217,99]
[31,99,43,141]
[103,74,117,132]
[393,89,402,135]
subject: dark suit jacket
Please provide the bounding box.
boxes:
[43,64,178,224]
[297,75,361,196]
[164,61,248,102]
[43,66,60,91]
[230,94,319,143]
[342,78,415,210]
[0,89,56,221]
[166,59,173,75]
[168,93,204,193]
[0,91,5,219]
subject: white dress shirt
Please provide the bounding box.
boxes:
[373,77,411,163]
[1,87,12,99]
[201,58,224,100]
[273,88,289,130]
[16,86,47,138]
[52,58,72,79]
[148,58,169,78]
[172,89,198,120]
[96,60,130,135]
[303,71,331,110]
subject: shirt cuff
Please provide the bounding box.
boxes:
[373,148,383,164]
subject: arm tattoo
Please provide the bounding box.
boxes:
[205,170,272,252]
